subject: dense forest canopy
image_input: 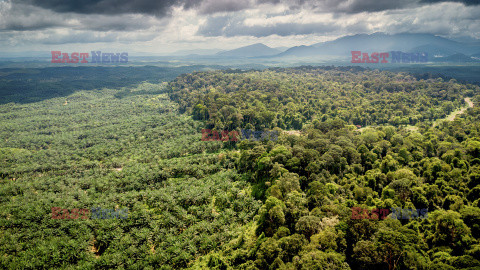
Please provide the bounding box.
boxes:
[1,66,479,269]
[167,67,476,131]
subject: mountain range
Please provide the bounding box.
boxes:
[215,43,281,57]
[207,33,480,62]
[2,33,479,64]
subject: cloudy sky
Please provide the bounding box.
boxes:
[0,0,479,54]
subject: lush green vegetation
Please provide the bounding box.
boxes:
[0,65,211,104]
[0,79,260,269]
[168,67,475,130]
[1,66,480,269]
[167,67,480,269]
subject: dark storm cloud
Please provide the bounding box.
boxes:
[10,0,480,17]
[196,0,252,14]
[1,1,163,32]
[194,0,480,38]
[338,0,417,13]
[3,0,479,39]
[14,0,251,16]
[254,0,417,13]
[0,2,68,31]
[203,0,478,14]
[197,15,338,37]
[14,0,184,15]
[265,0,480,13]
[420,0,480,5]
[1,21,60,31]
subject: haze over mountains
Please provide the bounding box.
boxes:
[182,33,480,63]
[216,43,281,57]
[284,33,480,57]
[2,33,480,64]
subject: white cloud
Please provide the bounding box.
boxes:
[0,0,479,53]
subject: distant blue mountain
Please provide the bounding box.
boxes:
[408,44,457,57]
[216,43,280,57]
[171,48,224,56]
[277,45,321,57]
[276,33,480,61]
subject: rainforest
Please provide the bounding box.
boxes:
[1,65,479,269]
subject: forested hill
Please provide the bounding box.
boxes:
[165,67,480,269]
[1,66,480,269]
[167,66,476,131]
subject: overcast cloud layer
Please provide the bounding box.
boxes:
[0,0,479,53]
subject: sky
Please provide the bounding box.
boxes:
[0,0,479,54]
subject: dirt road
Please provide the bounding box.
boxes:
[434,97,474,126]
